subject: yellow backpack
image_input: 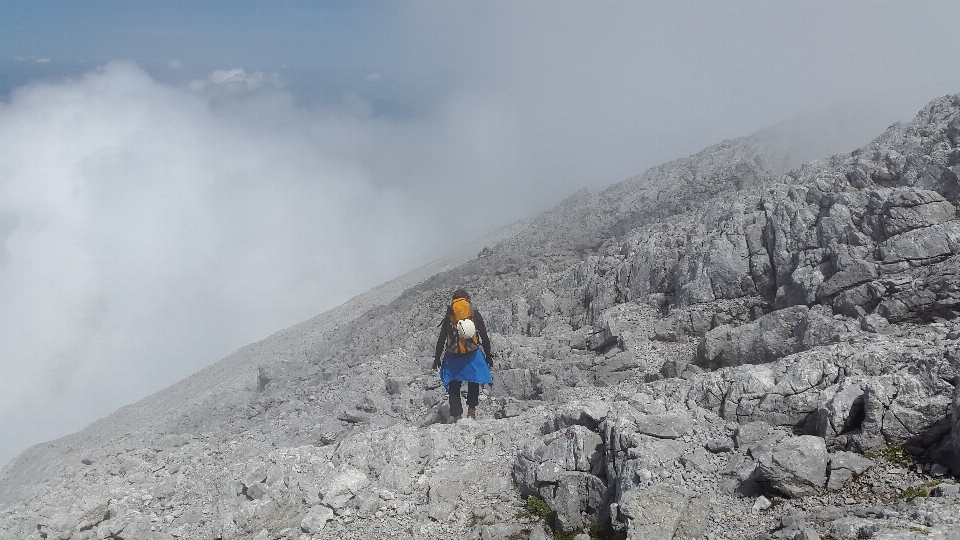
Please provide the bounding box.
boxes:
[447,297,480,354]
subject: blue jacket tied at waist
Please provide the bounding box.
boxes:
[439,349,493,391]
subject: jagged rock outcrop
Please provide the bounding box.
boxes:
[2,94,960,540]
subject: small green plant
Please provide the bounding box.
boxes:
[901,485,931,501]
[865,445,916,466]
[908,526,930,535]
[882,445,916,466]
[901,480,941,501]
[525,495,555,523]
[518,496,616,539]
[588,518,617,540]
[554,529,584,540]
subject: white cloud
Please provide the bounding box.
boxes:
[187,68,281,95]
[0,62,454,466]
[35,58,51,64]
[167,59,183,70]
[365,72,382,82]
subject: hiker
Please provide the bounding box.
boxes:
[433,289,493,423]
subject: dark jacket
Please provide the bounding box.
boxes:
[434,307,492,369]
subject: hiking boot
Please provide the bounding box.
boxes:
[447,416,460,424]
[467,407,477,420]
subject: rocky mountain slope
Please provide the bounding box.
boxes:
[2,94,959,540]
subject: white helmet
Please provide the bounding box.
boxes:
[456,318,477,340]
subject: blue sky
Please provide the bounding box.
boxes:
[2,2,402,99]
[1,1,959,467]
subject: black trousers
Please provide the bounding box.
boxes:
[448,380,479,418]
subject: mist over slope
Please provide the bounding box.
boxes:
[0,59,907,470]
[1,94,959,540]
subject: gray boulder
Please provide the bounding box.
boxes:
[720,451,763,497]
[809,377,868,442]
[596,350,644,386]
[513,424,608,531]
[617,484,689,540]
[734,420,787,452]
[300,504,334,534]
[427,466,464,521]
[552,471,608,532]
[697,306,810,369]
[695,305,854,370]
[754,435,827,498]
[876,254,960,322]
[878,220,960,265]
[497,368,541,400]
[826,450,875,491]
[878,187,957,237]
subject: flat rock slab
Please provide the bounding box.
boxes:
[634,412,694,439]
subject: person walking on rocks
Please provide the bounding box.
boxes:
[433,289,493,423]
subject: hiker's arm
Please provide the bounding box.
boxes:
[433,321,447,369]
[474,310,492,362]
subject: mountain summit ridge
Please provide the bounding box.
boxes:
[2,95,959,540]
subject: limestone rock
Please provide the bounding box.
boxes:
[300,505,334,534]
[426,464,472,522]
[320,467,370,510]
[634,412,694,439]
[513,423,608,531]
[827,451,875,491]
[706,437,734,453]
[754,435,827,498]
[697,306,810,369]
[734,421,785,451]
[618,484,689,539]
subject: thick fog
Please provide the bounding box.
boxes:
[2,1,960,467]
